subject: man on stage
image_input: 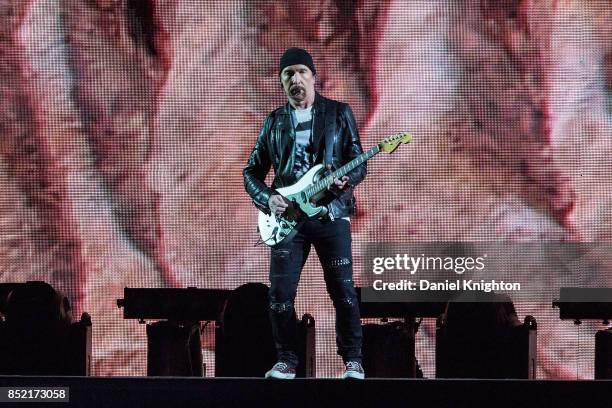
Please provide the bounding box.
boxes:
[243,48,367,379]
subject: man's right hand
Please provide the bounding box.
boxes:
[268,194,288,216]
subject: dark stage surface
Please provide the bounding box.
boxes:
[0,376,610,408]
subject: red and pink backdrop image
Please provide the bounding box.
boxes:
[0,0,611,378]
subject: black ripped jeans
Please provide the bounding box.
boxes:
[268,218,362,367]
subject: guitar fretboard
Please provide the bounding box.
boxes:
[305,145,380,198]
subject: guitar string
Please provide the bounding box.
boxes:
[305,145,380,198]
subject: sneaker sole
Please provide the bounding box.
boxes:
[342,372,365,380]
[265,370,296,379]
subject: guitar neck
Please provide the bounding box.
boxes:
[306,145,380,197]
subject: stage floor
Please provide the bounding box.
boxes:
[0,376,610,408]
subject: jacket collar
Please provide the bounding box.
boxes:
[311,93,327,159]
[313,92,327,112]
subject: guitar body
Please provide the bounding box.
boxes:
[257,164,328,247]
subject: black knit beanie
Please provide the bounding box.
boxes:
[279,48,316,76]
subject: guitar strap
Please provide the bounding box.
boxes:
[323,101,337,169]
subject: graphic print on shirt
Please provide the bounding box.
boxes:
[292,107,313,180]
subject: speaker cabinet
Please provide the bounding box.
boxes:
[215,283,315,377]
[595,328,612,379]
[146,321,203,376]
[362,320,417,378]
[436,308,537,379]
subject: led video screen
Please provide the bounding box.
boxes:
[0,0,611,378]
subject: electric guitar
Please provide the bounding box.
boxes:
[257,132,413,246]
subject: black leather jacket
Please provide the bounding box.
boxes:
[243,93,366,219]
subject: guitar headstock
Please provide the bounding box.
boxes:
[378,132,412,154]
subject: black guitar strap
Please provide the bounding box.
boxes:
[323,101,337,169]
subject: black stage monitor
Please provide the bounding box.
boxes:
[118,288,231,321]
[553,287,612,321]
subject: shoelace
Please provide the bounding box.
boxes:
[345,361,362,371]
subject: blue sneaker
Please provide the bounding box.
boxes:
[342,361,365,379]
[265,361,296,379]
